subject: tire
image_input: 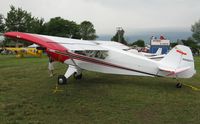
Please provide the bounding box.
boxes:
[58,75,67,85]
[73,72,82,80]
[176,83,182,88]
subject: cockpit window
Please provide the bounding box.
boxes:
[74,50,108,59]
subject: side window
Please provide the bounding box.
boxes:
[74,50,108,59]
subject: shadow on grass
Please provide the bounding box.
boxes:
[69,72,179,92]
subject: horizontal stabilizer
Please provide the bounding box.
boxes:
[159,66,191,76]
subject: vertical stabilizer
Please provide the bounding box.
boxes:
[159,45,196,78]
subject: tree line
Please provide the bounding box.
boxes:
[0,5,97,41]
[169,20,200,55]
[0,5,200,55]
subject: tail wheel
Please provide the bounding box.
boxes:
[176,83,182,88]
[73,72,82,80]
[58,75,67,85]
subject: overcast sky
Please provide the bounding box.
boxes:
[0,0,200,35]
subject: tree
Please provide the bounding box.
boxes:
[5,5,44,33]
[170,42,178,48]
[111,28,127,45]
[131,39,145,47]
[181,37,199,55]
[43,17,80,39]
[0,14,5,32]
[79,21,97,40]
[29,18,44,34]
[191,19,200,42]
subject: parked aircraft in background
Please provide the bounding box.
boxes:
[4,32,196,88]
[4,44,42,58]
[127,48,165,60]
[142,48,162,56]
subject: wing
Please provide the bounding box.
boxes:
[95,41,130,50]
[4,32,109,52]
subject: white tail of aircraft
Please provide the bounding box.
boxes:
[159,45,196,78]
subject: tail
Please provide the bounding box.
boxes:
[155,48,162,55]
[158,45,196,78]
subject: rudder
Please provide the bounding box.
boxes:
[159,45,196,78]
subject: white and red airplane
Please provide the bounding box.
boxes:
[4,32,196,88]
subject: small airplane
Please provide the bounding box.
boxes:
[4,32,196,88]
[143,48,166,61]
[127,47,165,60]
[142,48,163,56]
[4,44,42,58]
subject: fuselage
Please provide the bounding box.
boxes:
[47,44,160,77]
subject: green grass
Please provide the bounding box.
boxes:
[0,55,200,124]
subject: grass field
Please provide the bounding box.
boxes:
[0,55,200,124]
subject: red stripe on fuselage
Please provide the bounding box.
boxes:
[56,51,157,76]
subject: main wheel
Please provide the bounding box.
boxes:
[73,72,82,80]
[176,83,182,88]
[58,75,67,85]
